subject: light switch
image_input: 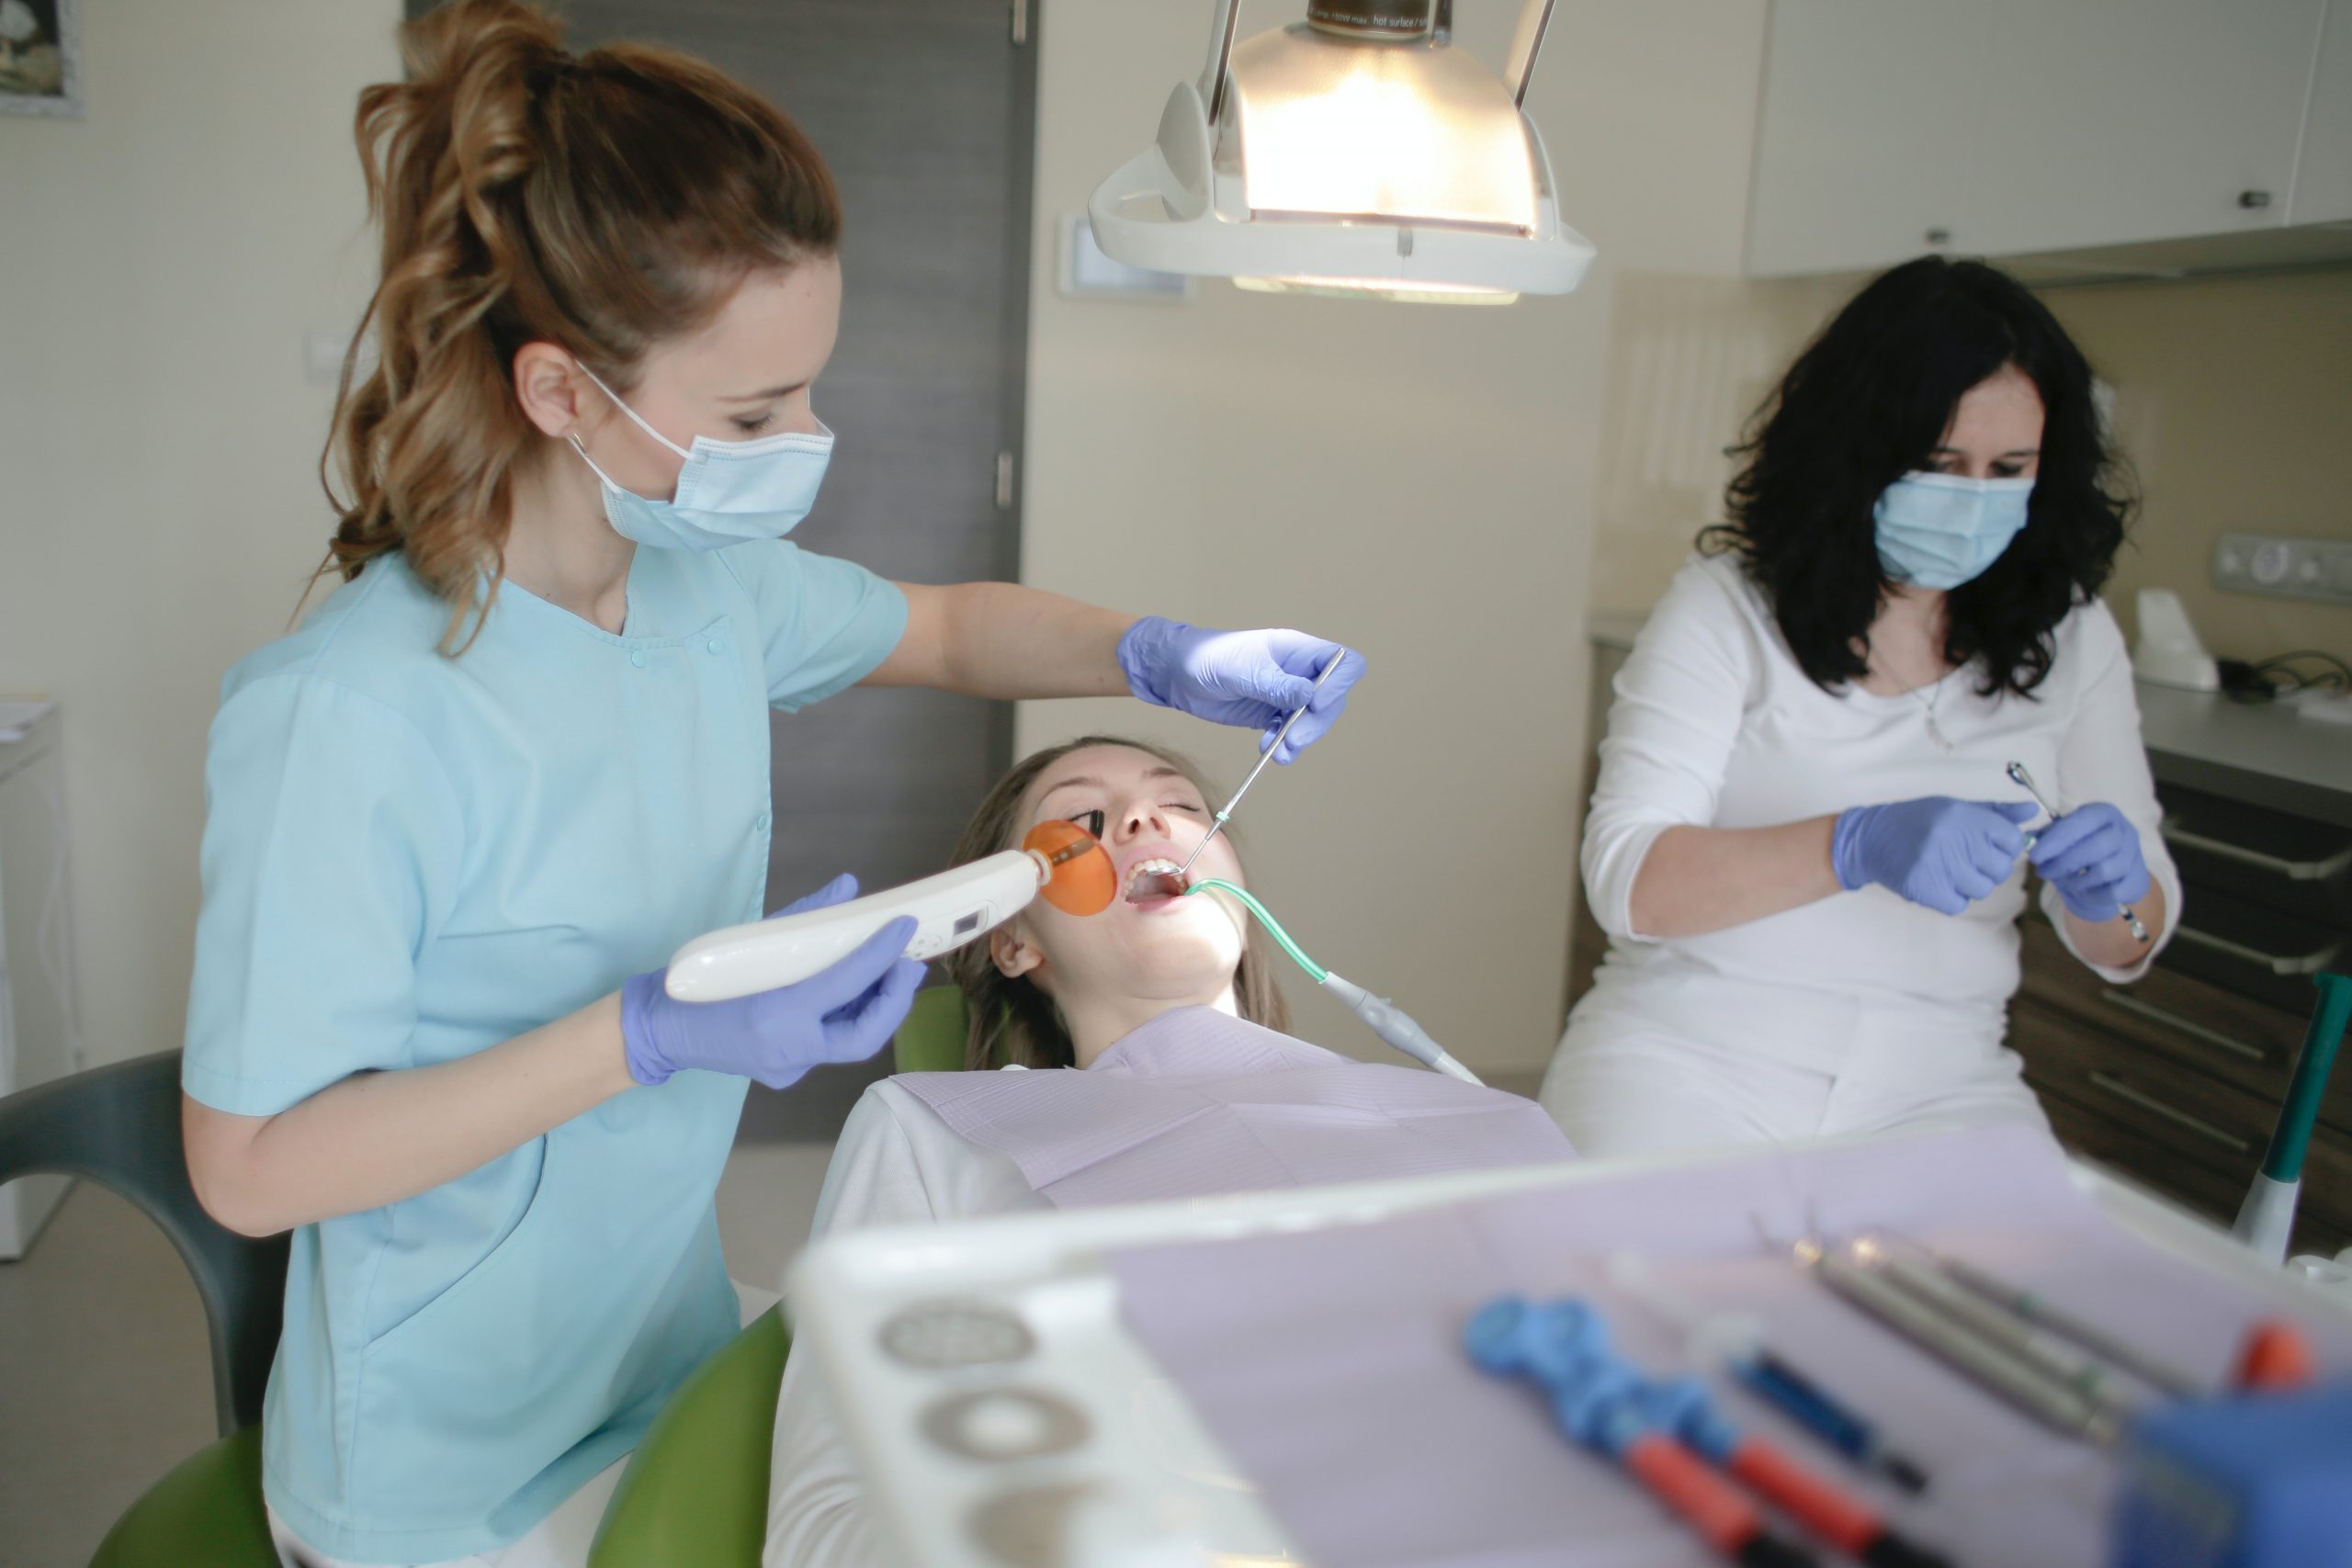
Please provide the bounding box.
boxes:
[2211,532,2352,606]
[1057,214,1190,301]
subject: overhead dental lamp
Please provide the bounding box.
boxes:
[1088,0,1593,305]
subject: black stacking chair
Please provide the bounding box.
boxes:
[0,1049,286,1565]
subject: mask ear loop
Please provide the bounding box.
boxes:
[573,361,696,460]
[567,360,697,502]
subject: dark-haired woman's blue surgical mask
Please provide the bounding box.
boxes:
[1872,471,2034,590]
[569,365,835,553]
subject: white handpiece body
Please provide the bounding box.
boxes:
[665,850,1050,1003]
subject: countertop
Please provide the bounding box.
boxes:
[2134,682,2352,829]
[1585,615,2352,827]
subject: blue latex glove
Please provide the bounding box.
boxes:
[619,874,926,1090]
[2028,802,2152,922]
[1831,796,2038,916]
[1115,618,1366,764]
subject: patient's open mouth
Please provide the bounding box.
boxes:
[1123,857,1192,905]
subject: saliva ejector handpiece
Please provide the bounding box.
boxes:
[1183,877,1483,1086]
[665,819,1116,1003]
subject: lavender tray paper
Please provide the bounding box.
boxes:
[1106,1125,2352,1568]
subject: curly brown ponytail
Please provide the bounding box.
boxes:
[321,0,842,650]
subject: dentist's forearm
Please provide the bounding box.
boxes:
[867,582,1136,699]
[1624,819,1844,939]
[182,994,639,1237]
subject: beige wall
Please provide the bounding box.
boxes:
[1015,2,1770,1074]
[2041,269,2352,662]
[0,2,398,1067]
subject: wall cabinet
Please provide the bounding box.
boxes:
[2299,1,2352,222]
[1744,1,1986,278]
[1747,0,2345,277]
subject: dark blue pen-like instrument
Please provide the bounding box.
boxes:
[1611,1257,1931,1495]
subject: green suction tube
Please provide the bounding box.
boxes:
[1186,879,1328,982]
[1185,880,1482,1085]
[2233,970,2352,1263]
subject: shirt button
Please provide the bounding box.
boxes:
[629,650,648,669]
[707,638,725,656]
[755,810,773,832]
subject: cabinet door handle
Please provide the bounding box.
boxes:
[2098,988,2267,1064]
[2238,189,2273,209]
[2172,923,2344,976]
[2160,822,2352,882]
[2086,1072,2252,1152]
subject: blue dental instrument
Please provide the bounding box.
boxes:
[1609,1257,1931,1495]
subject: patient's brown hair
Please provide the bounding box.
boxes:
[941,737,1290,1071]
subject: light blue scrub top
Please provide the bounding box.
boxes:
[183,542,906,1562]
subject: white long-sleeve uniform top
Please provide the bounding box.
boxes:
[1575,553,2177,1074]
[763,1079,1044,1568]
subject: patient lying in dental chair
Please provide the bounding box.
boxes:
[763,736,1575,1567]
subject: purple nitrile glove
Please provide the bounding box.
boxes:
[620,874,926,1090]
[1831,796,2039,917]
[2028,801,2153,922]
[1114,617,1367,764]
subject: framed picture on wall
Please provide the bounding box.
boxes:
[0,0,81,118]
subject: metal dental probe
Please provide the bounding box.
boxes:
[2006,760,2152,943]
[1172,653,1346,884]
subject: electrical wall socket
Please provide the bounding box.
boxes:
[2210,533,2352,605]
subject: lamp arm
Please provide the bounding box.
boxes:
[1503,0,1558,106]
[1199,0,1248,128]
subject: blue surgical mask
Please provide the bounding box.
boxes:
[568,366,833,553]
[1872,470,2034,589]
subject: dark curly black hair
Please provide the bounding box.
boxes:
[1704,256,2134,699]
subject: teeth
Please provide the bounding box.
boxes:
[1124,858,1189,899]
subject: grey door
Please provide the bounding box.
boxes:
[408,0,1037,1131]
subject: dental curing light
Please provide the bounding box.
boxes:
[665,821,1116,1003]
[1089,0,1594,304]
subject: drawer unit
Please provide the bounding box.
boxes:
[2157,783,2352,928]
[2015,917,2352,1137]
[2012,768,2352,1258]
[2008,995,2352,1255]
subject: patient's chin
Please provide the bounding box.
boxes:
[1122,927,1242,997]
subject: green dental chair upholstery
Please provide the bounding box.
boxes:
[0,1049,288,1568]
[588,987,974,1567]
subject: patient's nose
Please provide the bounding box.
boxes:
[1114,796,1170,841]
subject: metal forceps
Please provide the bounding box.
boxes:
[1173,654,1347,884]
[2007,760,2152,943]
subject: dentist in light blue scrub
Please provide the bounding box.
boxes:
[177,8,1363,1567]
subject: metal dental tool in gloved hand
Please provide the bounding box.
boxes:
[1171,652,1347,886]
[2006,761,2152,943]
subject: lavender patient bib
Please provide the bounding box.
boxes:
[893,1008,1575,1208]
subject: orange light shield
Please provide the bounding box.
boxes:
[1023,820,1117,916]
